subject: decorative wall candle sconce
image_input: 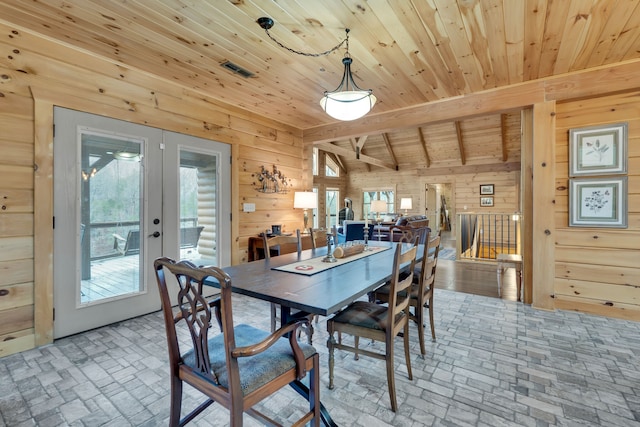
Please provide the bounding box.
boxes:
[253,165,291,194]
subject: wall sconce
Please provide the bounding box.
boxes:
[253,165,291,194]
[400,198,412,215]
[294,191,318,232]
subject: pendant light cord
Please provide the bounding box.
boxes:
[258,17,349,57]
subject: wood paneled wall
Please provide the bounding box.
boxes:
[0,22,305,357]
[554,91,640,320]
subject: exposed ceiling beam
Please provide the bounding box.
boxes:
[326,151,347,175]
[455,121,466,165]
[417,127,431,168]
[500,113,508,162]
[416,162,521,176]
[317,142,396,170]
[350,138,371,172]
[381,133,399,169]
[304,60,640,143]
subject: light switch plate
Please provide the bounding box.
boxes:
[243,203,255,212]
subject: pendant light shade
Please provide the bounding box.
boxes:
[320,57,377,121]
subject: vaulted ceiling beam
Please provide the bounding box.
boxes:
[318,142,396,170]
[417,127,431,168]
[381,133,399,169]
[326,151,347,175]
[455,121,466,165]
[350,138,370,172]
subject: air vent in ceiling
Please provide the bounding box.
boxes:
[221,61,254,78]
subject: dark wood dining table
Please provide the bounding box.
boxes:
[207,240,422,427]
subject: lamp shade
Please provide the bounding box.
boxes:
[370,199,387,213]
[320,91,377,121]
[294,191,318,209]
[400,198,412,210]
[319,56,376,121]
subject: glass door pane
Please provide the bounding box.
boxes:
[179,149,218,265]
[80,131,144,304]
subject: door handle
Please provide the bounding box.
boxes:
[149,231,161,238]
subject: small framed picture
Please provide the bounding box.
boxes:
[480,197,494,207]
[479,184,494,195]
[569,177,627,228]
[569,123,627,176]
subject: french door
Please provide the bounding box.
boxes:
[53,108,230,338]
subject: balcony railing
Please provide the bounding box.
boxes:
[456,212,521,261]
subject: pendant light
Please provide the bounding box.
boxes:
[257,17,377,121]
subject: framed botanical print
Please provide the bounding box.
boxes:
[480,196,494,207]
[479,184,494,195]
[569,177,627,228]
[569,122,627,176]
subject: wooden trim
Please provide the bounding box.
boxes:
[531,101,556,311]
[500,114,508,162]
[521,109,533,305]
[31,88,54,345]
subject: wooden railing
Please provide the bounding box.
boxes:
[456,212,521,261]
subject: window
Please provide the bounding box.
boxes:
[312,147,318,176]
[363,189,395,218]
[325,155,339,177]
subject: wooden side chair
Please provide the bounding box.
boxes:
[153,257,320,427]
[309,227,337,250]
[262,230,302,332]
[327,242,418,412]
[373,231,441,357]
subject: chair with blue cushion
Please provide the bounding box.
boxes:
[154,257,320,427]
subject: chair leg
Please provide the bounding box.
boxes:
[385,336,398,412]
[354,335,360,360]
[169,376,183,427]
[416,304,426,357]
[270,303,277,332]
[403,319,413,381]
[428,294,436,341]
[310,354,321,426]
[327,327,336,390]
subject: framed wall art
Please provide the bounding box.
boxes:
[569,177,627,228]
[480,196,494,207]
[479,184,494,195]
[569,122,627,176]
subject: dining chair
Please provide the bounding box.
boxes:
[153,257,320,427]
[373,231,441,357]
[262,230,303,332]
[327,242,418,412]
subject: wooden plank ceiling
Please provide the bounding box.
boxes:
[1,0,639,171]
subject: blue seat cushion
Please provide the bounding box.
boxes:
[182,324,316,395]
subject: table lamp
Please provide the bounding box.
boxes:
[400,198,412,215]
[294,191,318,233]
[370,199,387,223]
